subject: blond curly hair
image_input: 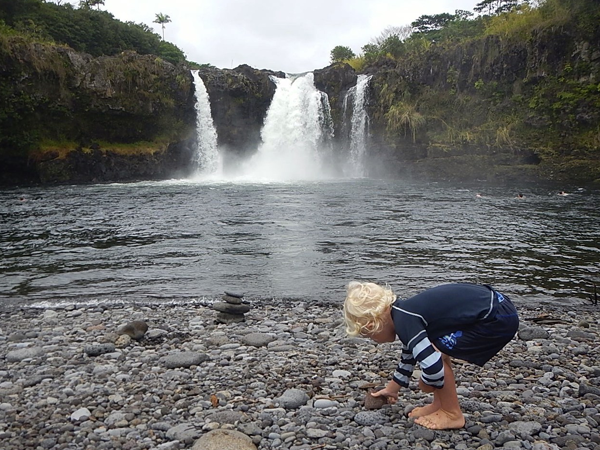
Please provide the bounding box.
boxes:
[343,281,396,337]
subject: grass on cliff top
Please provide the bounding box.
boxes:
[37,140,169,159]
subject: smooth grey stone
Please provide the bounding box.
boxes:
[518,327,549,340]
[314,399,338,408]
[70,407,91,421]
[166,423,200,444]
[354,411,388,426]
[192,429,256,450]
[118,321,148,340]
[6,347,44,362]
[84,343,115,357]
[146,329,168,339]
[216,312,246,324]
[223,294,243,304]
[275,388,309,409]
[162,351,209,369]
[566,329,594,340]
[208,410,244,424]
[481,414,503,423]
[213,302,250,314]
[508,420,542,436]
[413,427,435,441]
[241,332,275,347]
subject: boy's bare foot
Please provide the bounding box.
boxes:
[414,409,465,430]
[407,404,440,418]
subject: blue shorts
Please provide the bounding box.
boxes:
[434,292,519,366]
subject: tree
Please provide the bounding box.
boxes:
[474,0,530,15]
[371,25,412,46]
[153,13,171,41]
[411,13,455,34]
[330,45,356,63]
[78,0,104,9]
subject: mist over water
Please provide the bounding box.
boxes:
[239,73,334,181]
[192,72,338,182]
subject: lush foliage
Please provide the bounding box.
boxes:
[329,0,600,175]
[0,0,187,64]
[330,45,355,63]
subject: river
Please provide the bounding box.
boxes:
[1,178,598,308]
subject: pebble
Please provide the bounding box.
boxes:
[0,301,599,450]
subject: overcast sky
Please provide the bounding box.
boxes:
[60,0,482,73]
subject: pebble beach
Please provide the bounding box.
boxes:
[1,299,599,450]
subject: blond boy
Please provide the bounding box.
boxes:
[344,282,519,430]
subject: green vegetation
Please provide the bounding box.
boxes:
[331,0,600,177]
[330,45,355,64]
[0,0,187,64]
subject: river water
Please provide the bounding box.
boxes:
[1,178,598,308]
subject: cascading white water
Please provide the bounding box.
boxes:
[240,73,333,181]
[191,71,221,177]
[344,74,372,177]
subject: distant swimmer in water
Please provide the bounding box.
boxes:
[475,193,483,198]
[558,191,569,196]
[516,193,525,199]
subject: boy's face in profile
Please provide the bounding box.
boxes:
[363,307,396,344]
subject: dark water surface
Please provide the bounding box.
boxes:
[1,179,599,308]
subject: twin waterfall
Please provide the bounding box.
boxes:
[191,71,371,181]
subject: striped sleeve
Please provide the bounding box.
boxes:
[411,333,444,389]
[392,343,415,387]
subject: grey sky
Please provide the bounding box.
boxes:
[63,0,482,73]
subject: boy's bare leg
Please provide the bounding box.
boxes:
[407,392,440,418]
[413,355,465,430]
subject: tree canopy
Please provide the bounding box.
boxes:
[0,0,187,65]
[330,45,356,63]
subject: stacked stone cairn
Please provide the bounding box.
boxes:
[213,291,250,324]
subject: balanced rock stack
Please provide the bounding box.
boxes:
[213,291,250,324]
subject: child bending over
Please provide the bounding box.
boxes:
[343,282,519,430]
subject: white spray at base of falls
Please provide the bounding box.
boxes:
[343,74,372,177]
[239,73,334,181]
[191,71,221,178]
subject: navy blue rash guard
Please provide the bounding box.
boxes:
[390,283,497,389]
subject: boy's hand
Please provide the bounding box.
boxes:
[371,382,399,404]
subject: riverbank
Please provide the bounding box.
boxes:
[0,299,599,450]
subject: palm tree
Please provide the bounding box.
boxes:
[153,13,172,41]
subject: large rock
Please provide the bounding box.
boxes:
[197,64,283,160]
[6,347,44,362]
[192,429,256,450]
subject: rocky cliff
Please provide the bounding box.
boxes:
[2,14,599,185]
[195,64,283,164]
[363,23,600,182]
[0,37,197,185]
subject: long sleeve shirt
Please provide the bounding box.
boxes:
[390,283,497,389]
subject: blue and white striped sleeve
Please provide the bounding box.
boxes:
[411,333,444,388]
[393,344,416,387]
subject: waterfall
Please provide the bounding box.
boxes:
[191,71,221,177]
[343,74,372,177]
[241,73,333,181]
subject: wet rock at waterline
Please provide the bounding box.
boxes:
[118,320,148,340]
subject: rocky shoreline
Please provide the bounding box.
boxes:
[0,299,599,450]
